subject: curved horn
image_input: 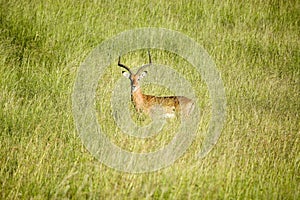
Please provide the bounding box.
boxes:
[137,50,152,74]
[118,56,132,74]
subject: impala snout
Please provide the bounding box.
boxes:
[131,85,138,92]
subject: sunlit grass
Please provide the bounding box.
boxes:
[1,0,299,199]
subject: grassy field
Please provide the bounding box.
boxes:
[1,0,299,199]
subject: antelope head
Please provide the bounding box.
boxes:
[118,51,152,93]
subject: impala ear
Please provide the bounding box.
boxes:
[122,71,130,78]
[139,71,147,79]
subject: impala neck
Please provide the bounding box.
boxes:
[132,87,143,100]
[131,88,145,110]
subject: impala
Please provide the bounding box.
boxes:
[119,52,194,118]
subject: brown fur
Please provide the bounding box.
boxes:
[130,74,194,118]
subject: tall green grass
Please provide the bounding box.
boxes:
[1,0,299,199]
